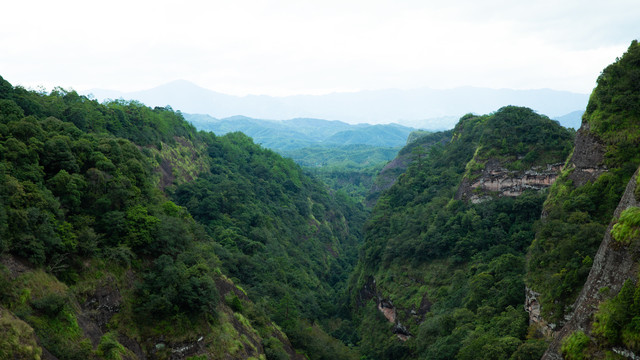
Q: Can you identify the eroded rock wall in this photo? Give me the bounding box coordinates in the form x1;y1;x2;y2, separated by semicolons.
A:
566;124;607;187
456;158;563;202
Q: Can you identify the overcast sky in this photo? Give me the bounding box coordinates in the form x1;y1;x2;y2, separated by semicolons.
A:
2;0;638;96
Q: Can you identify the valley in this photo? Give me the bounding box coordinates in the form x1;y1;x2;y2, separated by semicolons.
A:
0;40;639;360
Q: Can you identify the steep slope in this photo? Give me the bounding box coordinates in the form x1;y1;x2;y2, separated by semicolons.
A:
349;106;573;360
524;40;640;359
542;168;640;359
525;40;640;336
0;76;364;359
170;132;366;358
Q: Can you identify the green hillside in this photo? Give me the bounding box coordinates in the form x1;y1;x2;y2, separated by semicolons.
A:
350;106;573;360
187;114;415;203
0;77;364;359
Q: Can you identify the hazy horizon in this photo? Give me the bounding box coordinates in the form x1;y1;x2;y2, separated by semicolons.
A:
78;79;589;129
84;78;592;98
3;0;638;98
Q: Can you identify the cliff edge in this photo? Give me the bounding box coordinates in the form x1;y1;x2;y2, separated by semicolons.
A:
542;168;640;359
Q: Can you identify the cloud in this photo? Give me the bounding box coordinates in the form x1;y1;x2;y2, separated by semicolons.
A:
1;0;638;95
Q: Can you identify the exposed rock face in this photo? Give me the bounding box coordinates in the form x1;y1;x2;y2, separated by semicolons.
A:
77;276;145;359
542;168;640;359
378;299;397;323
566;124;607;187
524;286;554;337
356;276;414;341
356;276;379;308
456;159;563;202
81;276;123;332
0;254;30;279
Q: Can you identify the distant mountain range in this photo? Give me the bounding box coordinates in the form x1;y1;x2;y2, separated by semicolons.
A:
83;80;589;129
552;110;584;129
184;114;415;150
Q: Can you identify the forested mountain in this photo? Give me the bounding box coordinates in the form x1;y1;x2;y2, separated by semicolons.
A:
183;113;415;150
526;39;640;359
0;76;365;359
349;106;574;359
185;114;415;204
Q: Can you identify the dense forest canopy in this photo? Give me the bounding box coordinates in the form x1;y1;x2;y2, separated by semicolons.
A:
0;76;365;359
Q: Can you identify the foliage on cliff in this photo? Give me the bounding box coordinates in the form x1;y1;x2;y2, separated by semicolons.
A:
527;40;640;324
351;107;573;359
559;277;640;359
0;76;363;359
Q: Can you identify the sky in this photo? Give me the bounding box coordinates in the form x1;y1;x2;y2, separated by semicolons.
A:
2;0;639;96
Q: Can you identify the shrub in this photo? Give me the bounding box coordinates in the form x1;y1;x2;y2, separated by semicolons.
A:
561;331;591;360
611;207;640;245
30;293;67;317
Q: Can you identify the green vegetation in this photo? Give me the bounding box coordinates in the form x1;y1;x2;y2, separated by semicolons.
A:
281;144;399;169
1;39;638;359
0;75;365;358
282;144;398;202
406;130;432;144
0;306;43;360
185;114;415;150
171;131;364;359
611;207;640;245
97;332;134;360
350;106;572;359
527;40;640;324
592;279;640;352
561;331;591;360
188;114;413;203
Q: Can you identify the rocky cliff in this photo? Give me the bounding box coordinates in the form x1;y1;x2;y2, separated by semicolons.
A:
565;123;607;187
542;167;640;359
456;158;563;203
524;40;640;359
524;120;608;333
350;107;574;359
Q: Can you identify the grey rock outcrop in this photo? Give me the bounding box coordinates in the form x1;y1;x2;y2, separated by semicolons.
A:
566;124;607;187
456;159;563;202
